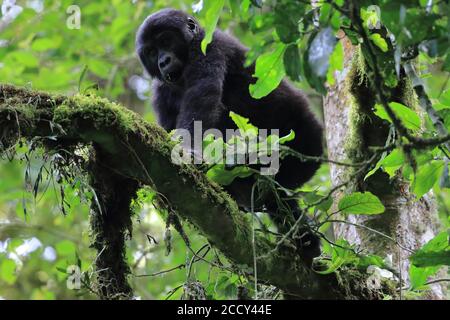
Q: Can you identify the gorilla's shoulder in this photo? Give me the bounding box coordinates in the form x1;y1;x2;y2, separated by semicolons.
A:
210;29;248;56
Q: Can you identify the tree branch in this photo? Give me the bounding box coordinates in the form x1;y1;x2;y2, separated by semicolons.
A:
0;84;392;299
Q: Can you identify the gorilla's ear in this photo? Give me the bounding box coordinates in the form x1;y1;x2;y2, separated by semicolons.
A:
187;17;198;34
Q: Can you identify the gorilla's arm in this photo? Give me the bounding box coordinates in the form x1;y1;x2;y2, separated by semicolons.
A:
152;82;180;131
176;48;228;133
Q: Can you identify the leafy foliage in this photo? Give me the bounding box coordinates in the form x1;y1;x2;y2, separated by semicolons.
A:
338;192;385;215
409;232;450;289
198;0;225;54
249;43;286;98
205;112;294;185
410;232;450;268
374;102;421;131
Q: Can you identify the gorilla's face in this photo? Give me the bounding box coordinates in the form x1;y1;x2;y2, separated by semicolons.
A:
138;29;189;85
136;10;200;85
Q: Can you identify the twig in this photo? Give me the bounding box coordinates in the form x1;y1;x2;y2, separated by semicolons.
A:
134;264;185;278
325;219;414;253
424;278;450;286
280;147;365;167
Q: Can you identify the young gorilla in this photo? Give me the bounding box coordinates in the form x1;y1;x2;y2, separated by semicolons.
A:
136;9;323;264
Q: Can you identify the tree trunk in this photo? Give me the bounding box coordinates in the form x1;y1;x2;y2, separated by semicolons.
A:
323;37;445;299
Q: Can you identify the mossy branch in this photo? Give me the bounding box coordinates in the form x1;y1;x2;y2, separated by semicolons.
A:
0;84;391;299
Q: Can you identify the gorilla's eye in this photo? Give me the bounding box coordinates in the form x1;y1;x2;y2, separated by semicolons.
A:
187;18;197;32
148;48;157;58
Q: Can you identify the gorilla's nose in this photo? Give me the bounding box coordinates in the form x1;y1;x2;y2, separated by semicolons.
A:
159;55;171;69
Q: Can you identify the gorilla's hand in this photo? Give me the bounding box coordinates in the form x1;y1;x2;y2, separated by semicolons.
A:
176;53;228;133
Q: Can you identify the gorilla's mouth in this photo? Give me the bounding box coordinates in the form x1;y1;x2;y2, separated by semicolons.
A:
165;69;183;83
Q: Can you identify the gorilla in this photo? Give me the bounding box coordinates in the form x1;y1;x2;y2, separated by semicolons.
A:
136;9;323;264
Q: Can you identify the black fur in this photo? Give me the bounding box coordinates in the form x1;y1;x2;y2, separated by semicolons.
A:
136;9;323;263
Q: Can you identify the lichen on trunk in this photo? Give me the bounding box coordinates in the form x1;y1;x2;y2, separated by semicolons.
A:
324;40;444;299
88;148;139;299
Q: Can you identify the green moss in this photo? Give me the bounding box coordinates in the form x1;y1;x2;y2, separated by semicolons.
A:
54;94;147;136
49;93;176;159
343;47;419;171
345;98;369;162
343;49;374;167
333;266;398;300
400;77;425;132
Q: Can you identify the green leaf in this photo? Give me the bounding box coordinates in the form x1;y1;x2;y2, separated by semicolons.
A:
240;0;251;18
88;59;113;79
357;254;386;269
206;164;253;186
439;89;450;106
278;130;295;144
374;102;421;131
373;105;394;122
228;0;240;17
78;64;89;92
202;135;225;164
365;149;405;180
229;111;258;135
283;44;301;82
369;34;388;52
31;36;63;52
381;6;441;48
444;54;450;72
55;240;76;256
262;130;295;151
438;109;450;131
409;232;449;289
200;0;225;54
274;1;303;43
413;160;445;199
319;3;332;27
330;10;341;31
326;41;344;85
409;264;440;289
7;51;39;68
301;191;333;212
410;232;450;268
0;259;17;285
316;239;357;274
249;43;286;99
411;251;450;268
338;192;385;215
